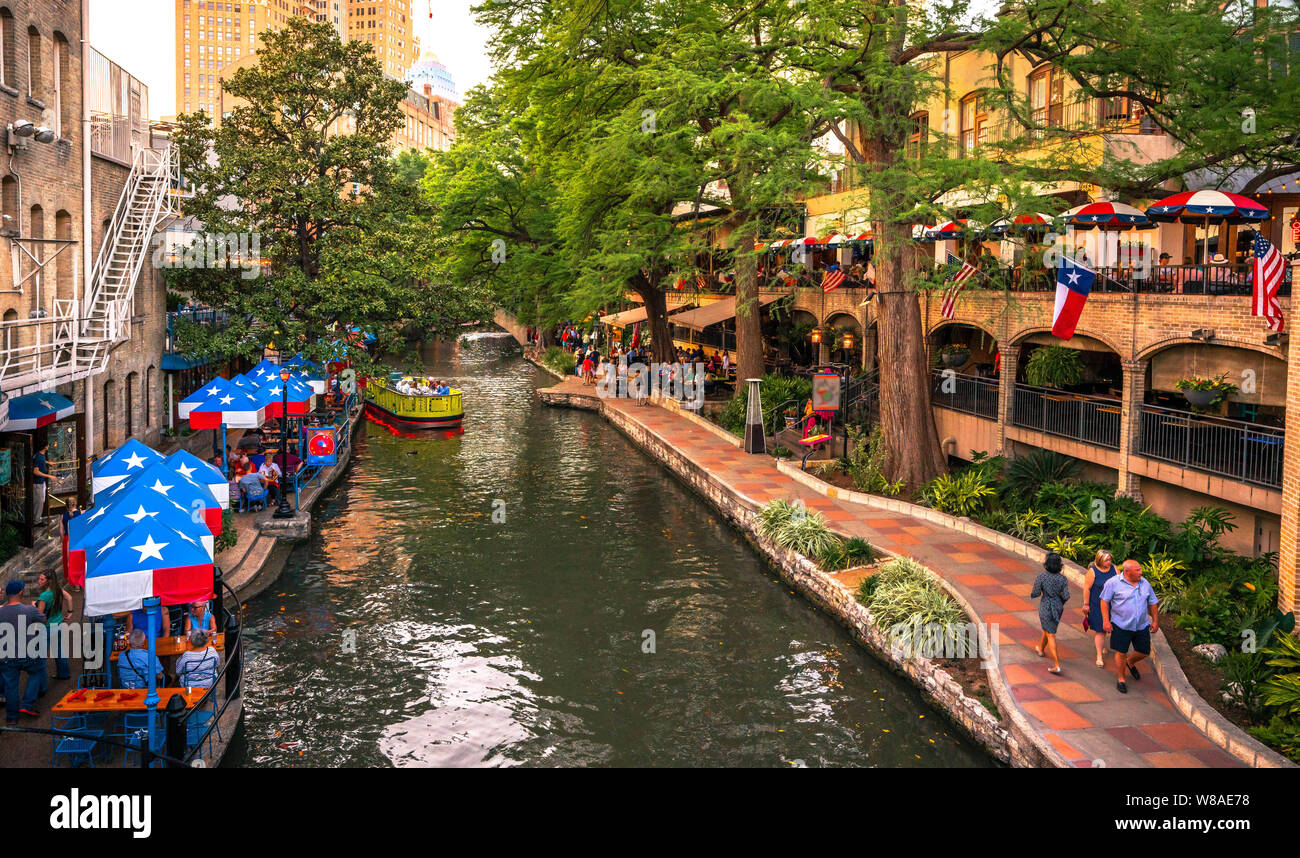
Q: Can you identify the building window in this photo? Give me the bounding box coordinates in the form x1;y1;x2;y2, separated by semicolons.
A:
0;9;11;88
907;112;928;160
53;33;68;138
959;92;986;156
1028;65;1064;130
26;25;40;99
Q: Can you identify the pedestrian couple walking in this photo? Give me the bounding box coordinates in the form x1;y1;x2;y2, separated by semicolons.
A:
1031;550;1159;694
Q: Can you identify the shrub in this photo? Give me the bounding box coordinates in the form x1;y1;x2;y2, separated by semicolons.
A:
1261;632;1300;718
541;346;572;377
715;374;812;437
817;536;876;571
920;468;996;517
1142;554;1188;612
1220;651;1272;719
1005;449;1080;495
215;508;238;553
856;557;972;657
756;499;841;559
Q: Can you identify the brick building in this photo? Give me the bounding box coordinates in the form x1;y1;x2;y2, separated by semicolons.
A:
0;0;172;549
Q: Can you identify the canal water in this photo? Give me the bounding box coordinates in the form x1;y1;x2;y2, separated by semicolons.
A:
225;336;992;768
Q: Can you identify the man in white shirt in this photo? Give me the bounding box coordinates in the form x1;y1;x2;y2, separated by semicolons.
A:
258;458;283;502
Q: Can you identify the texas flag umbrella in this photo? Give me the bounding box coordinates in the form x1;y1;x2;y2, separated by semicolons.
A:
252;374;316;418
163;449;229;509
1052;257;1097;340
66;483;217;585
82;517;215;616
286;353;329;394
0;391;75;431
179;376;233;420
90;438;164;495
249;360;285;384
113;460;225;534
187;386;266;429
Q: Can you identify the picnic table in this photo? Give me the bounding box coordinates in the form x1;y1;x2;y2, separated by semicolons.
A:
110;634;225;662
52;687;207;715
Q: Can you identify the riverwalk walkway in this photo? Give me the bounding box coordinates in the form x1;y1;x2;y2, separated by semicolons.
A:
539;375;1260;768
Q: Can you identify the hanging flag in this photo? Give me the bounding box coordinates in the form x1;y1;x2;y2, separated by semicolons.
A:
1052;257;1096;339
940;253;979;319
630;322;641;350
777;268;797;287
1252;231;1286;333
697;273;709;291
822;266;847;293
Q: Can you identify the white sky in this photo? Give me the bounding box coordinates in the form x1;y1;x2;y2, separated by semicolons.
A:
88;0;494;118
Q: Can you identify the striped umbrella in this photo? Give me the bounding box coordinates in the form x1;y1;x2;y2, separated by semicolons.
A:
913;224;936;242
82;515;214;617
1145;190;1268;266
925;219;984;240
988;213;1058;235
1062;201;1152;229
254;374;316;418
820;233;851;246
179;377;233;420
0;391;75;431
187;386;266;429
91;439;165;495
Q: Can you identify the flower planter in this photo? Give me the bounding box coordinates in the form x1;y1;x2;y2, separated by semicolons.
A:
1183;389;1218;408
941;352;969;367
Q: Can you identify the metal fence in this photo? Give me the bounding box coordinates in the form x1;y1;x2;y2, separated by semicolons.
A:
947;262;1294;297
1011;383;1121;448
1137;403;1284;489
931;370;999;419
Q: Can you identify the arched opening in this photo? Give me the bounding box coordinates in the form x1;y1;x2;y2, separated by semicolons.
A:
29;204;43;317
930;322;1000;418
825;312;863;367
55;210;71;305
26;25;40;100
146;366;156;428
1010;333;1123;448
52;32;69;139
770;308;819;368
0;8;14;90
101;379;116;450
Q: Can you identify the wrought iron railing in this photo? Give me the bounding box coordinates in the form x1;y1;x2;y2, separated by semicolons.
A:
949;261;1294;297
931;369;999;419
1011;383;1121;449
1137;403;1284;489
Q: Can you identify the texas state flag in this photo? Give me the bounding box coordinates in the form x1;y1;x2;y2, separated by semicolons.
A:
1052;258;1096;340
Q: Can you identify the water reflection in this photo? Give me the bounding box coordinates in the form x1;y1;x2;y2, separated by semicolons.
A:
227;336;992;768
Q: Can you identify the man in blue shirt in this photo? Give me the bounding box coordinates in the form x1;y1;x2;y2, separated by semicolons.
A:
0;580;45;724
117;630;165;689
1100;559;1160;695
32;441;52;525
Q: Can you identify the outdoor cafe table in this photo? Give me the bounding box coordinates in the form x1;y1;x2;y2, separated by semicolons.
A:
110;633;225;662
52;687;208;715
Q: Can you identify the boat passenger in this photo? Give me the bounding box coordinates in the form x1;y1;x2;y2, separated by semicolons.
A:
436;382;450;395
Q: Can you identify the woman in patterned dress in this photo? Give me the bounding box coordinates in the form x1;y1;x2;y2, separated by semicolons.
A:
1030;552;1070;674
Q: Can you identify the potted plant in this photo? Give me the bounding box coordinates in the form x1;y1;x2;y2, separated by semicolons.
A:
1175;373;1239;409
938;343;971;367
1023;345;1084;389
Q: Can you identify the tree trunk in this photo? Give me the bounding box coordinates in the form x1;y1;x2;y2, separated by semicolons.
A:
732;204;765;385
872;217;947;491
635;272;676;365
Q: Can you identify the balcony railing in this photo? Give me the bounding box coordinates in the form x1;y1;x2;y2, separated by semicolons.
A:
1137;403;1284;489
981;97;1160;148
1011;383;1121;449
931;370;999;419
955;262;1294;297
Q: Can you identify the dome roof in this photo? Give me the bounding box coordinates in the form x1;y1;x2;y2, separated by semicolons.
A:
406;47;460;102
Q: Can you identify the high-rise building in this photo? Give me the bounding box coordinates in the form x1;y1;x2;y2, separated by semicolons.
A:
405;46;458;104
346;0;418;81
176;1;422;120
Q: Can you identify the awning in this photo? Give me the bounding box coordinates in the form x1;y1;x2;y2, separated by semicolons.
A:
1;391;76;431
670;293;787;331
599;303;693;328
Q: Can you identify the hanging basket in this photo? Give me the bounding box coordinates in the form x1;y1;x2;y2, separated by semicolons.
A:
1182;389;1218;408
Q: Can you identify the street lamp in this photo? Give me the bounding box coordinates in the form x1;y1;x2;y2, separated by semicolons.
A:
272;367;294;519
809;327;822;344
842;331;855;351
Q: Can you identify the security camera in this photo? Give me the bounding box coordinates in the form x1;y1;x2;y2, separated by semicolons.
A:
11;120;34;138
33;127;55;144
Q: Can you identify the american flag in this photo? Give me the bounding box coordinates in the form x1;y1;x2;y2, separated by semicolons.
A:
940;253;979;319
697;273;710;291
777;268;798;287
1252;232;1286;333
822;266;847;293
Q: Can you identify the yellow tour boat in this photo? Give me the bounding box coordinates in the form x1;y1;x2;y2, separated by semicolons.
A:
364;375;465;433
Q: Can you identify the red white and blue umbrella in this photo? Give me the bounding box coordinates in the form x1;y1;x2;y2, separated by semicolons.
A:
1145;190;1268;224
988;212;1058;234
0;391;75;431
1061;201;1152;229
187;386;266;429
163;449;229;509
102;460;225;534
67;480;217;585
179;377;234;420
82;516;215;616
925;219;973;239
253;375;316;418
91;438;165;495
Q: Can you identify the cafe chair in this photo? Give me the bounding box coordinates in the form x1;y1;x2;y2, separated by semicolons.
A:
241;486;268;513
51;714;106;768
115;712;151;767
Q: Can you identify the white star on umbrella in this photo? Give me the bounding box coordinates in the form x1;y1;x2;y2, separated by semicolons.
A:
148;479;174;495
123;452;147;470
219;395;235;405
124;505;158;523
206;386;221;397
269;386;282;396
95;535;119;556
131;535;168;563
87;504;109;522
39;398;53;409
176;463;197;479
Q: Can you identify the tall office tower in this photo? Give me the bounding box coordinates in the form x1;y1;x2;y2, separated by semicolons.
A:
347;0;418;81
174;0;274;118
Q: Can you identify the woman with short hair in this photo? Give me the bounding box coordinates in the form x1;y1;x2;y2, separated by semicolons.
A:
1031;552;1070;675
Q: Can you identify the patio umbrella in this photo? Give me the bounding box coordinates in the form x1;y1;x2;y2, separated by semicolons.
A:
1145;190;1269;266
111;460;225;534
285;354;328;395
0;391;75;431
67;480;217;585
163;449;229;509
178;377;233;420
987;213;1059;235
252;374;316;418
912;224;937;242
1062;201;1155;271
187;387;266;430
90;439;165;495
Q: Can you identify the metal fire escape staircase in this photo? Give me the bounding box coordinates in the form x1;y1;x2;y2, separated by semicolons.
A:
0;145;177;403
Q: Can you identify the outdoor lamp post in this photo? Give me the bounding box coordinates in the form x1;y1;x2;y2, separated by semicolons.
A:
809;327;822;344
841;331;855;351
273;367;294;519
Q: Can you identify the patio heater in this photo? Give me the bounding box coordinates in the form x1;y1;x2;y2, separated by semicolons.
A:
273;367;294;519
744;378;766;454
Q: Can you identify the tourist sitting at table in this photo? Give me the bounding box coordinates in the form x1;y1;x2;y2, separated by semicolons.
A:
258;457;283;502
125;604;170;639
249;447;267;470
184;600;218;637
117;630;165;689
175;631;221;688
238;469;268;506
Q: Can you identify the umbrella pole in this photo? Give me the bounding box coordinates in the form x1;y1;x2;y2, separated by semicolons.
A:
222;424;228;479
143;595;161;760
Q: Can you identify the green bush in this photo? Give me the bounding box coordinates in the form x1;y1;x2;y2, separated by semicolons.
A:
215;508;238;553
1220;651;1272;719
1023;345;1084;389
715;374;812;437
817;536;875;571
844;425;904;496
919;468;996;517
1261;632;1300;718
541;346;573;377
855;557;973;657
1005;449;1080;495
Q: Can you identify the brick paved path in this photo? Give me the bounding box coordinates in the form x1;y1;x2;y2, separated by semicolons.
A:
546;377;1240;768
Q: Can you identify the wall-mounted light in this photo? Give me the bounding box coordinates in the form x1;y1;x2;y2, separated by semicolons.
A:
842;331;855;350
10;120;34;138
33;127;55;144
810;328;822;344
1190;328;1214;341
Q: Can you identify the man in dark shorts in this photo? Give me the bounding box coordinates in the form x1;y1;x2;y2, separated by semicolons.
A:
1100;559;1160;694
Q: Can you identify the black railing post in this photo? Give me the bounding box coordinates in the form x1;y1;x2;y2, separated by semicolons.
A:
224;613;242;700
164;693;187;767
212;567;224;625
